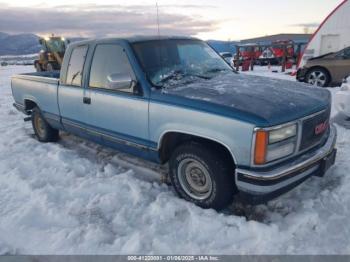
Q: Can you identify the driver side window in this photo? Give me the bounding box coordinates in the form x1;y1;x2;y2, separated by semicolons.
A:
89;44;136;93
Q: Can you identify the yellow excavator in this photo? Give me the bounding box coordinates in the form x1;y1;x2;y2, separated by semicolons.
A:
34;35;70;72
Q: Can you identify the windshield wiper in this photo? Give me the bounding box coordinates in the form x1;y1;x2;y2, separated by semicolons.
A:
206;68;230;74
158;70;183;84
71;71;80;84
188;73;210;80
156;71;210;87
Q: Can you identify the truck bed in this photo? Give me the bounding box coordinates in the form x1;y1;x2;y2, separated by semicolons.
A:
13;70;60;83
11;70;61;118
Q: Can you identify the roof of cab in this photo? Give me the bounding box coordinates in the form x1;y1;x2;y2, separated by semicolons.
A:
68;35;200;48
126;35;199;43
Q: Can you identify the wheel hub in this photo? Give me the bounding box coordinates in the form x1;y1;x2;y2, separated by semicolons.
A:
34;114;46;137
188;167;206;187
178;158;213;200
308;71;326;87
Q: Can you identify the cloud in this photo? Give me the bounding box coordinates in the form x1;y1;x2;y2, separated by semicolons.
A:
0;4;221;38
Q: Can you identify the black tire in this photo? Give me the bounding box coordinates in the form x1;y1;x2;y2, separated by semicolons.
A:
305;68;330;87
35;62;42;72
46;63;54;72
169;142;236;210
31;107;59;142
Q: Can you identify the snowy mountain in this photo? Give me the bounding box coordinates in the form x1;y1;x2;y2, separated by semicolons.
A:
0;32;86;56
0;32;9;39
0;32;41;56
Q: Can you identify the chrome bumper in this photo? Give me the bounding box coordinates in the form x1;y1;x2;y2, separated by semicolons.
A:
236;125;337;199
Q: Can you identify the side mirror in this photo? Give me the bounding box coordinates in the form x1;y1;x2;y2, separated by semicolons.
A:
66;39;71;44
39;39;43;45
107;73;135;90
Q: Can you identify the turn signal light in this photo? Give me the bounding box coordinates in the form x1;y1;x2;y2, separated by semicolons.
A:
254;130;268;165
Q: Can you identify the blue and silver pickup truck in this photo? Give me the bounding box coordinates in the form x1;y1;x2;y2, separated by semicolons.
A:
11;36;337;210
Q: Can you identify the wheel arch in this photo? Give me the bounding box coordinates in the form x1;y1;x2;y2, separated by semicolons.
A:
23;98;38;112
158;131;237;170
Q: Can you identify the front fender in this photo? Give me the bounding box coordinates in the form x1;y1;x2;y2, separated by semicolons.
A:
149;101;255;167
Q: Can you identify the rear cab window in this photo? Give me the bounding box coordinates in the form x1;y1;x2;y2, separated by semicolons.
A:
66;45;88;86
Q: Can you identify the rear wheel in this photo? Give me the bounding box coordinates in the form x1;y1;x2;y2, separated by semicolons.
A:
169;142;236;210
32;107;59;142
306;68;330;87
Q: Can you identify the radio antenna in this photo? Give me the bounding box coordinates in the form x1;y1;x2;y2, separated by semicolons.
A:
156;2;161;38
155;2;164;82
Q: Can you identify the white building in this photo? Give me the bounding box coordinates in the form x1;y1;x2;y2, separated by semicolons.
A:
299;0;350;67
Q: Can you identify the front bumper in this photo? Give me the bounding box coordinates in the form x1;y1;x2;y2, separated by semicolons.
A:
236;125;337;204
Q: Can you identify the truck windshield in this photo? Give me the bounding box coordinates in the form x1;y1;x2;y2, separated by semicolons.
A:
46;39;65;53
132;39;232;88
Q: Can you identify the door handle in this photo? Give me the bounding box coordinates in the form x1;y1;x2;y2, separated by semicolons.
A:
83;97;91;104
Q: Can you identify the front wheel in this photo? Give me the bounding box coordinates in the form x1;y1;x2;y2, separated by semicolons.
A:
169;142;236;210
35;62;42;72
32;107;59;142
306;68;330;87
46;63;54;71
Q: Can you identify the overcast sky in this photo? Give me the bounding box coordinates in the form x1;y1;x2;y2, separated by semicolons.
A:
0;0;343;40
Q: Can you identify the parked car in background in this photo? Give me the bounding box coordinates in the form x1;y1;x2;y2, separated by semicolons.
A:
335;76;350;117
11;36;337;210
297;46;350;87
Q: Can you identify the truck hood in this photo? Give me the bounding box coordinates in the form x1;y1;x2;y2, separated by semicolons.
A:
153;72;331;127
309;52;335;61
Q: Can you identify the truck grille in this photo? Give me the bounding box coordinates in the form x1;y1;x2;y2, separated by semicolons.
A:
299;109;330;151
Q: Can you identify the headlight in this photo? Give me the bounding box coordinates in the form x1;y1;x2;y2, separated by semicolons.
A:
254;124;298;165
266;140;296;162
269;124;297;144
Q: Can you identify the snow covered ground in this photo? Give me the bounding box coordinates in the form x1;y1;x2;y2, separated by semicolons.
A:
0;65;350;255
0;54;37;65
242;65;297;81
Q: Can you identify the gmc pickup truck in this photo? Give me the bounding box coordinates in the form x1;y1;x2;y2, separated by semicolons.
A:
11;36;337;210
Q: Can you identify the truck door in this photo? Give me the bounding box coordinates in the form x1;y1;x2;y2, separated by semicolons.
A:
58;44;93;138
84;43;150;155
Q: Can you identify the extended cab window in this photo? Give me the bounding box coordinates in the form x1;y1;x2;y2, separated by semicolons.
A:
89;44;135;93
66;45;88;86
